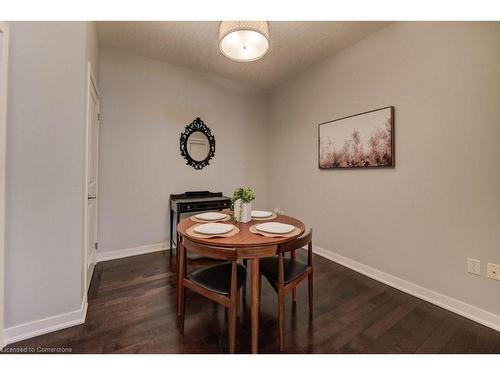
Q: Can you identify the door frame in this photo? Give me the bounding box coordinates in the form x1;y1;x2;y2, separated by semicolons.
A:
0;21;9;350
82;62;100;300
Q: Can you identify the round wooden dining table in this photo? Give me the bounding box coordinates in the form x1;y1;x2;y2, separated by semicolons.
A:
177;214;305;353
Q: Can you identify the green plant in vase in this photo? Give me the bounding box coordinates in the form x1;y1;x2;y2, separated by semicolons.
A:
232;187;255;223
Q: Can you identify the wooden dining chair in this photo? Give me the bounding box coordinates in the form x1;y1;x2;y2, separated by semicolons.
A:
259;229;313;351
177;237;247;353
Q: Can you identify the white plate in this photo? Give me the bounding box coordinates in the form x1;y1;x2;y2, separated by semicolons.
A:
256;222;295;234
251;210;273;218
194;223;234;235
194;212;227;221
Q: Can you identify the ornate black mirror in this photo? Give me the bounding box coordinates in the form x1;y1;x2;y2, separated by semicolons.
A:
180;117;215;170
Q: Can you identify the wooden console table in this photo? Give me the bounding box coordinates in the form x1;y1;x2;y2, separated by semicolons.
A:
169;191;232;254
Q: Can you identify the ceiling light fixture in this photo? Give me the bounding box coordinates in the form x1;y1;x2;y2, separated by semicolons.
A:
219;21;270;62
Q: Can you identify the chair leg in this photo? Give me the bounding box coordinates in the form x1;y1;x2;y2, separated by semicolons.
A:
236;291;240;321
308;272;313;319
179;284;186;334
177;242;185;318
290;250;296;306
176;248;180;307
228;294;238;354
175;235;180;269
259;274;262;298
242;261;247;302
278;288;285;352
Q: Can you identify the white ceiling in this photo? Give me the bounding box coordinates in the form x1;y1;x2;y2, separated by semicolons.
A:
97;21;391;89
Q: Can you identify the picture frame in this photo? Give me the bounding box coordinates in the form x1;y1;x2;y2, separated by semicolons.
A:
318;106;395;169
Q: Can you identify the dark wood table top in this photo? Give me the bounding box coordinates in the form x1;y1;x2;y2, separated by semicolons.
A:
177;214;305;249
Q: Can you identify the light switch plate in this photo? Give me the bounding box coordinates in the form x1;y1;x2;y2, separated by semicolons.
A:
486;263;500;281
467;258;481;275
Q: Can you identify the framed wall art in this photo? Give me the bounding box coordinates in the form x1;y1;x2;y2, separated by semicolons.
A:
318;106;394;169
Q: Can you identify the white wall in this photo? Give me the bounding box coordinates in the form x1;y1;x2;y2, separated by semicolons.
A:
5;22;90;331
97;48;269;254
268;22;500;316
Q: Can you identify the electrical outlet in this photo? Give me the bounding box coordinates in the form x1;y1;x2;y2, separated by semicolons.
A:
467;258;481;275
486;263;500;281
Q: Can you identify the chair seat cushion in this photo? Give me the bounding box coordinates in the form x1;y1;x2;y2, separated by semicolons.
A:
260;256;308;284
189;262;247;295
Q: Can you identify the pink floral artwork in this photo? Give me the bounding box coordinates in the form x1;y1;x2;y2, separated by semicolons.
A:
319;107;394;169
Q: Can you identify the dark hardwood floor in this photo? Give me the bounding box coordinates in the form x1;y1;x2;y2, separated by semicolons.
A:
6;251;500;353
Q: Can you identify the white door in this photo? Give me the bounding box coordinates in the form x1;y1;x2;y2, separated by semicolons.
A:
0;22;9;349
86;69;99;291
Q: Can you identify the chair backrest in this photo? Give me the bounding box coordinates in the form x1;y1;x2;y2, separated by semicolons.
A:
278;228;313;254
183;237;237;261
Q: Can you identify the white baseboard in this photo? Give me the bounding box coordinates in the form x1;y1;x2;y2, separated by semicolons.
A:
97;241;168;262
312;245;500;332
4;295;88;346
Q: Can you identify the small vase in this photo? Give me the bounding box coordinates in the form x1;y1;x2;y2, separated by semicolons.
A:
234;199;252;223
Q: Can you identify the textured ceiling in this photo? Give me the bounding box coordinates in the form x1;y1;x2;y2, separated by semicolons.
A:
97;21;391;89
